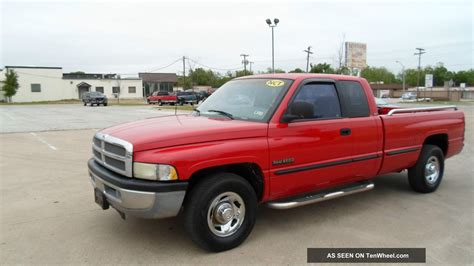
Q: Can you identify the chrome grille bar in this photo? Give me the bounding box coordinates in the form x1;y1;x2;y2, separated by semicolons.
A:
92;133;133;177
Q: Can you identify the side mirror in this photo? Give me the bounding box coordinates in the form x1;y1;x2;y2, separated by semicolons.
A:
280;101;314;123
280;112;300;123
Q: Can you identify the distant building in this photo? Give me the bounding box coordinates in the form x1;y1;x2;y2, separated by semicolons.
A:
1;66;143;102
139;73;177;96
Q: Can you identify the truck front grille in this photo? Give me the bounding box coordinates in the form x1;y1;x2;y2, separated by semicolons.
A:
92;133;133;177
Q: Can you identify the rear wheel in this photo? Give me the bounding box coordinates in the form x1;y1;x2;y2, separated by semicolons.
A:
183;173;257;252
408;145;444;193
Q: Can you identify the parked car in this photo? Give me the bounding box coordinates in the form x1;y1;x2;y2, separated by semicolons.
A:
195;91;210;102
83;91;107;106
89;74;464;252
375;97;399;115
176;91;198;105
147;91;178;106
401;92;417;100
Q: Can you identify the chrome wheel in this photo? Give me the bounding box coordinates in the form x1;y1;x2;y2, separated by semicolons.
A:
207;192;245;237
425;156;440;185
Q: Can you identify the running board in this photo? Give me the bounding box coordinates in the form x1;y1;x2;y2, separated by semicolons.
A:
266;181;374;210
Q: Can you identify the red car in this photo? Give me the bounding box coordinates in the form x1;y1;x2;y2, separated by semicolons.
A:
89;74;464;252
146;91;177;105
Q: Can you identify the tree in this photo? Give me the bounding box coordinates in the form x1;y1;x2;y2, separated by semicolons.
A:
309;63;335;74
426;63;454;86
189;68;216;86
2;69;19;102
454;69;474;86
361;66;397;84
289;68;304;73
176;75;192;89
235;70;253;77
263;67;285;73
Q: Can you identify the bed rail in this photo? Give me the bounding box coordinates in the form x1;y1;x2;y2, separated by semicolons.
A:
387;105;458;116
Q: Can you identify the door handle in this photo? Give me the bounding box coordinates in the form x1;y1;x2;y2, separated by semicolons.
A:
340;128;351;136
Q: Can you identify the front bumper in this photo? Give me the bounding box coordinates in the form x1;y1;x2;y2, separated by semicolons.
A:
88;158;187;219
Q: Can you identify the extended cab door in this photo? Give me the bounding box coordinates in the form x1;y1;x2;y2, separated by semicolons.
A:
335;80;383;180
268;80;354;199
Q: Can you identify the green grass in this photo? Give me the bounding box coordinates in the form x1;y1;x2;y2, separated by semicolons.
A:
153;105;195;111
0;99;82;105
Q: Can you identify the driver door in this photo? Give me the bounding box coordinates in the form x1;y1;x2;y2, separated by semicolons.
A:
268;81;354;199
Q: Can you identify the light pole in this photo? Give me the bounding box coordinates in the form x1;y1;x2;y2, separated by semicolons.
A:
396;60;406;98
414;48;426;100
266;18;279;73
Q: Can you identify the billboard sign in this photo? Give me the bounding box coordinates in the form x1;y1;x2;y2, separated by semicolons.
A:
425;74;433;88
345;42;367;69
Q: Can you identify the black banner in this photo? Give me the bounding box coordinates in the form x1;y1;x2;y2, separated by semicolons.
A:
307;248;426;263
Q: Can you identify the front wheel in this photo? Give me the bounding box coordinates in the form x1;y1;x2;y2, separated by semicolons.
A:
408;145;445;193
183;173;257;252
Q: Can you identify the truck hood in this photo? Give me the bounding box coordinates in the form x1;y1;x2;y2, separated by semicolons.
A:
100;115;268;152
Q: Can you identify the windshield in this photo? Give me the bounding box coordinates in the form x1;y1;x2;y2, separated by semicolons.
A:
197;78;292;122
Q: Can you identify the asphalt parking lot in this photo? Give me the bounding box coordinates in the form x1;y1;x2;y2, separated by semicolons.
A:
0;103;473;264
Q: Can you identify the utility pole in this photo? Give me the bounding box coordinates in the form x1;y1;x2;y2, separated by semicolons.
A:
182;56;186;90
303;46;313;73
396;60;406;99
240;54;249;74
249;61;254;73
414;48;426;100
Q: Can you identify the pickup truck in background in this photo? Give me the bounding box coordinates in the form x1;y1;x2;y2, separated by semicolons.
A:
146;91;178;105
88;74;464;252
176;91;198;105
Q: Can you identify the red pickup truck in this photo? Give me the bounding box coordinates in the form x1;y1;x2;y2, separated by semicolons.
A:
146;91;178;105
89;74;464;252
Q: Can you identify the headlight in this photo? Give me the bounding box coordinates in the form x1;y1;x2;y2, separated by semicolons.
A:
133;163;178;181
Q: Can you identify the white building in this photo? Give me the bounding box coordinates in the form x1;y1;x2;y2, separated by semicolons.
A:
1;66;143;102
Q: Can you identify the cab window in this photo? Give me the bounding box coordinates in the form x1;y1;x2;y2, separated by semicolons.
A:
289;83;342;120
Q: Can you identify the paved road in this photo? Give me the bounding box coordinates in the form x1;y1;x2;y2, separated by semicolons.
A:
0;104;187;133
0;104;473;264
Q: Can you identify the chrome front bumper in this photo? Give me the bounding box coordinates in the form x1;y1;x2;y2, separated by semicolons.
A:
88;159;187;219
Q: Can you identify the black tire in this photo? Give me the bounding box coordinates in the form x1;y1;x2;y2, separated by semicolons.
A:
183;173;257;252
158;100;163;106
147;100;151;104
408;145;444;193
83;102;87;106
104;102;108;106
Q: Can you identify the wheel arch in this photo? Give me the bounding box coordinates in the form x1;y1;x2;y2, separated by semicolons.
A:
423;133;448;156
186;163;265;201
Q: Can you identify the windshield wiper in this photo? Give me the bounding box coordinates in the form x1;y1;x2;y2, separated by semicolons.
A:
207;109;234;119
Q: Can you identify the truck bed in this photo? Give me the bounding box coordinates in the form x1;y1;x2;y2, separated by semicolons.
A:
378;109;465;175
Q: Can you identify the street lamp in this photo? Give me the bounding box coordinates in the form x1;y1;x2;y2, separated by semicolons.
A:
396;60;406;98
266;18;279;73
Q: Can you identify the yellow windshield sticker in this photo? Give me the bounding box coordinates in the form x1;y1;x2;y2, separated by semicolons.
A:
266;80;285;87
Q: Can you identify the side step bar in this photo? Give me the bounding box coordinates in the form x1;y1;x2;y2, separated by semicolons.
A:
266;180;374;210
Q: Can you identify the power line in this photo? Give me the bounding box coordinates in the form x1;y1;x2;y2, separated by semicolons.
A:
187;58;242;71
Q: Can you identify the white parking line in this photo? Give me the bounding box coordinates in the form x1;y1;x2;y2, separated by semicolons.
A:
29;132;58;151
3;112;14;120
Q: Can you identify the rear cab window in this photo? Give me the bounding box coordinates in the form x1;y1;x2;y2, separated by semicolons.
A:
336;80;370;118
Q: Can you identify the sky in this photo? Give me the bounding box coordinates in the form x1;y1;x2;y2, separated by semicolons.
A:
1;0;472;77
